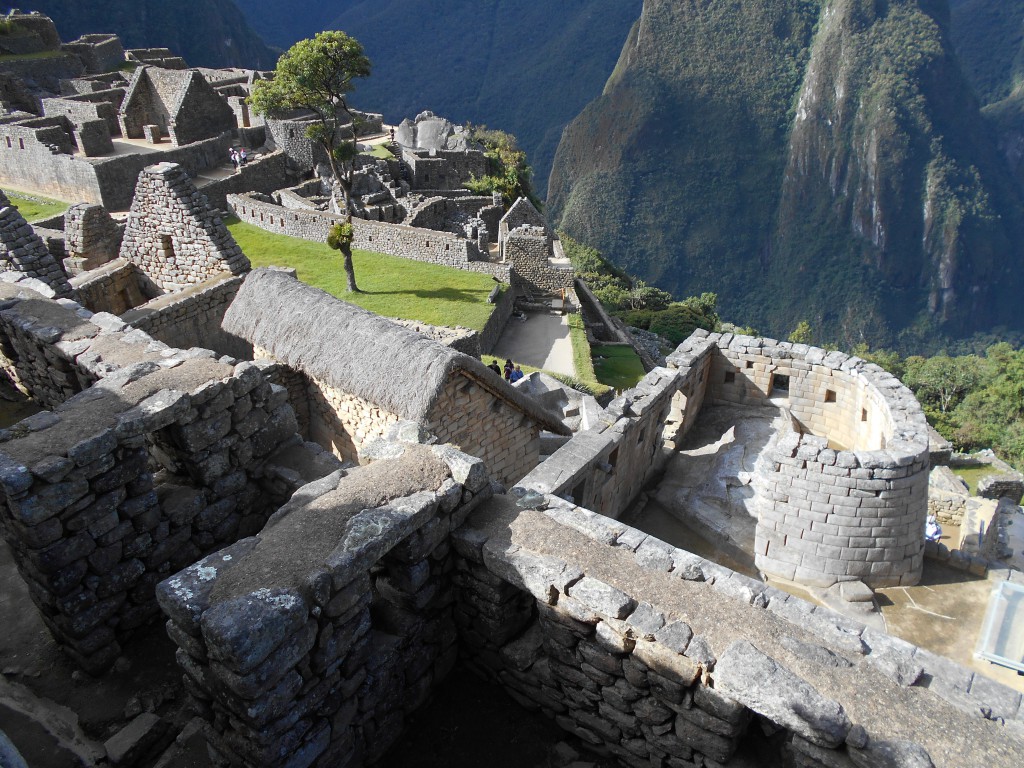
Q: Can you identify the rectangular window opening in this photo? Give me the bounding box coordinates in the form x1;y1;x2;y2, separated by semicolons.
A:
861;408;868;422
824;389;836;403
724;371;736;383
770;374;790;397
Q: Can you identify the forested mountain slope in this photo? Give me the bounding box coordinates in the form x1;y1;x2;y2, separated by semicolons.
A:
18;0;279;69
948;0;1024;105
549;0;1024;349
234;0;643;195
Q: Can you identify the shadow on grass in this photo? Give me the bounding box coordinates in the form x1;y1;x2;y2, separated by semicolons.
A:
364;287;486;304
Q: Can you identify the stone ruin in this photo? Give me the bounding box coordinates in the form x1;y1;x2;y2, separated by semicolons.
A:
63;202;123;275
0;13;1021;767
0;267;1020;767
119;162;250;291
0;188;73;297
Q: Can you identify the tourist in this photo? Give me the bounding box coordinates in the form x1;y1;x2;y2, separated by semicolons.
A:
487;360;502;376
503;359;514;381
239;147;248;166
229;148;239;172
510;364;524;383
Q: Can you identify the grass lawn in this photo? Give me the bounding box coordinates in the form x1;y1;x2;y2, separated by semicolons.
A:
0;49;66;61
363;144;395;160
592;345;647;390
2;190;69;222
951;466;995;495
227;217;498;331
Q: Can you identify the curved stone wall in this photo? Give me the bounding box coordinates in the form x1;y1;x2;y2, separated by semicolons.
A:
683;331;931;587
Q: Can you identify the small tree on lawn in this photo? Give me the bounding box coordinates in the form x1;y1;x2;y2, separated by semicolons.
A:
249;31;371;292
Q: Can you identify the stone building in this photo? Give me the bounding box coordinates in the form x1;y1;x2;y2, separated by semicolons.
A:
222;269;569;485
118;66;236;146
394;111;487;190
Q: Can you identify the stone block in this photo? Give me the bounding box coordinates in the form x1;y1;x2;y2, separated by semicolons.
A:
714;640;851;748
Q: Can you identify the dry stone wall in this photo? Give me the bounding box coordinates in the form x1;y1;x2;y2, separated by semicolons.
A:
122;274;250;359
451;492;1024;768
157;438;494;768
120;163;249;290
507;226;573;296
0;189;73;297
70;259;159;317
0;284;338;672
518;356;712;515
63;202;123;274
669;332;931;589
227;194;511;281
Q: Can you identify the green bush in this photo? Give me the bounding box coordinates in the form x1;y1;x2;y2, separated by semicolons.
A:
649;304;718;345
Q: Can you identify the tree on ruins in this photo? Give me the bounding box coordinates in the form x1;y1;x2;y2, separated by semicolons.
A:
249;31;371;292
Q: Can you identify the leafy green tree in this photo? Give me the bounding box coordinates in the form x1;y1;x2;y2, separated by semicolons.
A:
788;320;813;344
903;354;986;416
249;31;371;292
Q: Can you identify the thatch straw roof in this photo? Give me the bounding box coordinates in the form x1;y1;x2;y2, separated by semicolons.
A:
223;269;570;435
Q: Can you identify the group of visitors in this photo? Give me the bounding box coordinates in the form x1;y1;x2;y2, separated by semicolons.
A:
487;358;524;383
229;147;249;172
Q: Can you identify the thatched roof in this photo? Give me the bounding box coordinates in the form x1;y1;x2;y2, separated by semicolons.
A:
222;269;570;435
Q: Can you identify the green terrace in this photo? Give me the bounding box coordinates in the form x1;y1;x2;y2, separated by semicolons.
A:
1;189;69;222
226;217;499;332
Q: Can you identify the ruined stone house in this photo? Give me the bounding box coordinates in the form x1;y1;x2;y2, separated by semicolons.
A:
222;268;570;486
119;66;236;146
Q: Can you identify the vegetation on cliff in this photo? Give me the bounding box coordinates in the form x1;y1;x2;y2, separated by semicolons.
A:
549;0;1024;352
948;0;1024;106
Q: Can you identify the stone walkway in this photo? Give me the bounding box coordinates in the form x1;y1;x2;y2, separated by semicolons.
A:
491;308;574;377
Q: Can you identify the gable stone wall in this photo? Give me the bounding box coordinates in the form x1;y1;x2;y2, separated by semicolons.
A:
120;163;250;290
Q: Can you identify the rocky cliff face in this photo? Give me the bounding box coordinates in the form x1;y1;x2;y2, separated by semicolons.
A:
550;0;1024;348
18;0;279;69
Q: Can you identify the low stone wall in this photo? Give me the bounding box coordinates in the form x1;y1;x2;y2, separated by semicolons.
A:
156;439;493;767
672;332;932;588
517;353;712;515
197;151;288;212
0;285;334;672
227;193;511;281
479;284;516;355
70;259;158;316
122;273;250;359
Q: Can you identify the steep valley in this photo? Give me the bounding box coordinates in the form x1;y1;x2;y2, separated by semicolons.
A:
549;0;1024;350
